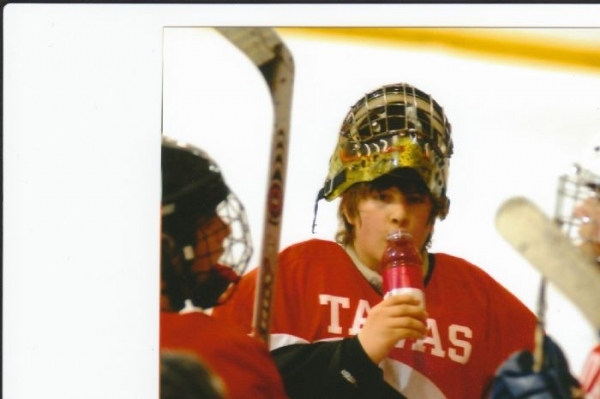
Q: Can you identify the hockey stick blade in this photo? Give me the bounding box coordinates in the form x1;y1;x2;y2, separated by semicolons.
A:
495;196;600;330
215;27;294;345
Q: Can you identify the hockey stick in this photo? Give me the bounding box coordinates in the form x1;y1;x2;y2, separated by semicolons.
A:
215;27;294;346
495;196;600;331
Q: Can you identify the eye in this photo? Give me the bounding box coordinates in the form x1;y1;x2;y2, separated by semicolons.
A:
406;193;427;204
373;190;393;202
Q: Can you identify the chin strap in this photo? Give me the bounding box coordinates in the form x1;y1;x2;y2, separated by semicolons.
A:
312;188;325;234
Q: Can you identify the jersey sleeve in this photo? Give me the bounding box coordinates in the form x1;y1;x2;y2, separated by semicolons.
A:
272;336;406;399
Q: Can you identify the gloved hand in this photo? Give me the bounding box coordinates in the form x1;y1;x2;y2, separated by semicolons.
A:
488;334;583;399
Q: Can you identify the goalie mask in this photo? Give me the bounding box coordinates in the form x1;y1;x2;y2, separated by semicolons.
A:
161;136;252;310
318;83;453;220
555;146;600;263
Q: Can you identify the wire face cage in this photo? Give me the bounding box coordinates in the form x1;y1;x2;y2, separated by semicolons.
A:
214;192;253;276
555;162;600;263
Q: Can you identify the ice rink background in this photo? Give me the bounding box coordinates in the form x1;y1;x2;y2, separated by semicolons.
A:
4;4;600;398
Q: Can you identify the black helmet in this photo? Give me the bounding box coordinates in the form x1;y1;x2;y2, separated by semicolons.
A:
161;136;252;309
162;137;229;222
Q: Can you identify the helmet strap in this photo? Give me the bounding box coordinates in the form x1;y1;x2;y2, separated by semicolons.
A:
312;188;325;234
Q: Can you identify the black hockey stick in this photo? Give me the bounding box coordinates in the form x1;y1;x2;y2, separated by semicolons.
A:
495;196;600;331
215;27;294;346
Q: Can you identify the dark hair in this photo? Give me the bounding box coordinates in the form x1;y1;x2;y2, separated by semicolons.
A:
160;350;226;399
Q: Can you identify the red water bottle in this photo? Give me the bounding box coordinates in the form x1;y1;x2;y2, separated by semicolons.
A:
381;230;426;308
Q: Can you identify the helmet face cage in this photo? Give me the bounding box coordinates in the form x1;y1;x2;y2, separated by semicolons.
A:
183;191;253;309
555;163;600;259
161;137;253;308
212;192;253;276
322;83;453;219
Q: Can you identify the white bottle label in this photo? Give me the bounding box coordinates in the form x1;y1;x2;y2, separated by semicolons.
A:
384;287;425;308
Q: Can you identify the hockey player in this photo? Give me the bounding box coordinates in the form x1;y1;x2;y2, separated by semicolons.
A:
213;83;538;398
160;136;289;399
489;150;600;399
557;156;600;398
576;195;600;397
556;156;600;264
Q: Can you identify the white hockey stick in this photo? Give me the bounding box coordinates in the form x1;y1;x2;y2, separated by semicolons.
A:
495;196;600;331
215;27;294;345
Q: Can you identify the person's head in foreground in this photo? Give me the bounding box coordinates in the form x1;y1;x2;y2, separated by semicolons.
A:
161;136;253;310
160;350;226;399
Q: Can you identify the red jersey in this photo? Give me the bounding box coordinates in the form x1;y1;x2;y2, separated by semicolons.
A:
213;239;537;399
160;311;288;399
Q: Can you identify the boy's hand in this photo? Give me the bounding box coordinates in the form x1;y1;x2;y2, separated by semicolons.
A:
357;294;428;364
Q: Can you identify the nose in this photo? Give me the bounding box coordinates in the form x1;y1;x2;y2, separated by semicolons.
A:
389;200;410;228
